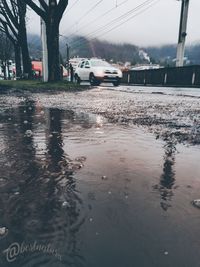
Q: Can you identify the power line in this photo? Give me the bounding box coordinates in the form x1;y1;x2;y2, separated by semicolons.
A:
66;0;104;32
65;0;130;39
86;0;154;38
63;0;81;17
96;0;161;40
70;0;160;51
69;0;154;46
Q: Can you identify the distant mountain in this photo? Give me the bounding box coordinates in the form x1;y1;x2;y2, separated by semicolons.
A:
27;34;149;64
60;36;148;64
144;45;177;66
145;43;200;66
28;34;42;60
27;34;200;66
185;43;200;65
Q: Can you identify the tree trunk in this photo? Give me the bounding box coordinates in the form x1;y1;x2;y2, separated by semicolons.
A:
14;44;22;79
18;0;32;79
19;24;32;79
46;20;61;82
20;37;32;78
3;62;6;80
7;61;11;80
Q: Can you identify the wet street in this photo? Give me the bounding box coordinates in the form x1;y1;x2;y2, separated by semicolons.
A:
0;85;200;267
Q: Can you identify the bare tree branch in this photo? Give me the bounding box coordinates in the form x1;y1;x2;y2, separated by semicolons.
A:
57;0;68;21
1;0;19;29
23;0;47;21
39;0;49;12
0;0;32;77
0;18;16;44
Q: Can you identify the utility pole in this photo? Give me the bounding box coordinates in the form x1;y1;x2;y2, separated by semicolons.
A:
41;0;48;82
66;43;70;80
176;0;190;67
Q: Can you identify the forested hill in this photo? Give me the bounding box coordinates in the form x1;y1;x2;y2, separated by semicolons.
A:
145;43;200;65
28;34;147;64
28;34;200;65
62;36;144;64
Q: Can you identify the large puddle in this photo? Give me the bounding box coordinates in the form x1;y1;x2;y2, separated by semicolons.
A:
0;86;200;267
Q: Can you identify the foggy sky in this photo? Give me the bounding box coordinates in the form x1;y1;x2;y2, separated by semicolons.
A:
27;0;200;46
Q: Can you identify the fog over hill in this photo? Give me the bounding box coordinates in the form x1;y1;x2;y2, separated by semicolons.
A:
145;43;200;66
27;34;200;66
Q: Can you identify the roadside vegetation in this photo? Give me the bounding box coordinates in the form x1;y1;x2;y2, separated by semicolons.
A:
0;80;89;92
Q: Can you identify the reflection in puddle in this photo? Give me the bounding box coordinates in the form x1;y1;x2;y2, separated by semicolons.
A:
0;99;89;266
0;93;200;267
153;137;177;211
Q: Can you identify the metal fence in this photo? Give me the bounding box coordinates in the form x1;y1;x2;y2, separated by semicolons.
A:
122;65;200;87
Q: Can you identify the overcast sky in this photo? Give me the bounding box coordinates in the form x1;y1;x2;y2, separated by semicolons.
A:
27;0;200;46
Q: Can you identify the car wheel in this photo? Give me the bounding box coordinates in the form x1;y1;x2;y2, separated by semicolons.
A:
113;80;120;87
75;74;81;85
89;73;99;86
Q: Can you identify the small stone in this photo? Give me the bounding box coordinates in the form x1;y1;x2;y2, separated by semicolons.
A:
62;201;70;208
0;227;8;237
192;199;200;208
14;192;20;195
23;120;28;124
25;130;33;137
108;191;112;195
102;175;108;180
89;218;93;222
164;251;169;255
75;156;87;162
78;164;83;169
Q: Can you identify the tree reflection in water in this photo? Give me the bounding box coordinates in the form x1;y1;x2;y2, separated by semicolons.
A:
153;136;176;211
47;109;64;172
0;101;86;267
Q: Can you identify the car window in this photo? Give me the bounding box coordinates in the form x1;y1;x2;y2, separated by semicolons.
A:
80;61;85;68
90;60;111;67
85;61;90;68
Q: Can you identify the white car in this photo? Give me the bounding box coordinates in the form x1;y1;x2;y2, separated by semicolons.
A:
74;58;122;86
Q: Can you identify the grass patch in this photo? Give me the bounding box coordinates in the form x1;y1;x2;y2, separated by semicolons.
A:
0;80;89;92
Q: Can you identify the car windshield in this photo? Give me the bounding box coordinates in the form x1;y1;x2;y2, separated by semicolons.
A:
91;60;111;67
